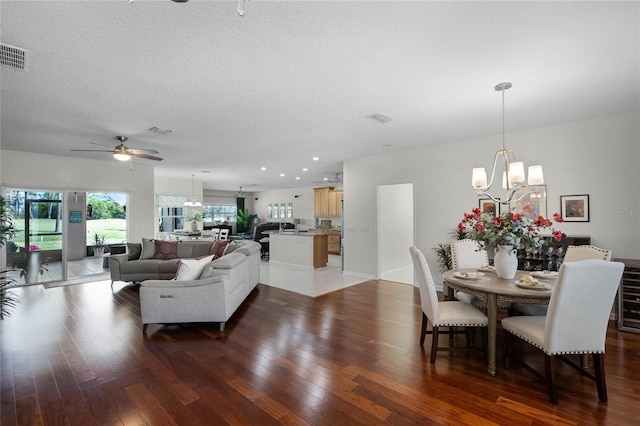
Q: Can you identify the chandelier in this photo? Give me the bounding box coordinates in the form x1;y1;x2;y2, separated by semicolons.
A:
183;174;202;207
472;82;544;206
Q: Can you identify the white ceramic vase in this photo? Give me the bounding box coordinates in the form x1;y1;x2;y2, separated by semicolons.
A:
191;220;198;232
24;252;40;284
494;244;518;279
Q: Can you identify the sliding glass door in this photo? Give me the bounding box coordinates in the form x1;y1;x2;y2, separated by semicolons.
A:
5;189;63;285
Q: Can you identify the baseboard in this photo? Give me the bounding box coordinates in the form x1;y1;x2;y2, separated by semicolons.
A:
342;271;376;280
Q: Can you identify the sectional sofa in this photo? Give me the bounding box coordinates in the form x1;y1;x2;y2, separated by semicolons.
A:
108;238;262;333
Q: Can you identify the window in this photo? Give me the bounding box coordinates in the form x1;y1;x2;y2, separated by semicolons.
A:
203;204;237;224
266;202;294;221
87;192;127;246
159;207;184;232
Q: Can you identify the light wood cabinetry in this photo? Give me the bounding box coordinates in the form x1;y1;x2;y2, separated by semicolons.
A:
314;187;329;217
327;190;343;217
327;230;341;255
314;187;343;218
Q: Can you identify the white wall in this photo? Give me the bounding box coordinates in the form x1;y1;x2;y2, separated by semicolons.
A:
203;189;250;209
343;111;640;283
1;150;155;243
253;186;315;228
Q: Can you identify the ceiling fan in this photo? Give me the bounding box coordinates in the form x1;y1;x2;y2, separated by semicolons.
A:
70;136;163;162
326;172;342;184
234;186;246;198
315;172;343;186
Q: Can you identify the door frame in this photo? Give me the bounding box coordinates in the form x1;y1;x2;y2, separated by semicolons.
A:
375;181;416;283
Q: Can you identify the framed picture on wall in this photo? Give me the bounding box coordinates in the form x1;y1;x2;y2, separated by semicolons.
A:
560;194;590;222
513;185;547;219
478;198;500;216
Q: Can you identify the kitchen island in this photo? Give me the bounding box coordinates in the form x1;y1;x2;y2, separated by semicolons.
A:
269;231;329;268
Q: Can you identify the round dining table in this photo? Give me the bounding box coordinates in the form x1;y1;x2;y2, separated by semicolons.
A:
443;268;555;376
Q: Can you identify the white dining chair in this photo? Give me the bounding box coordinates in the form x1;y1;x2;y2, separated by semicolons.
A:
501;259;624;404
513;245;612;316
450;239;511;310
410;245;488;363
218;229;229;240
210;229;220;241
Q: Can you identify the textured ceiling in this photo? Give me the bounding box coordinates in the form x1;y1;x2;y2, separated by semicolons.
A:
1;1;638;191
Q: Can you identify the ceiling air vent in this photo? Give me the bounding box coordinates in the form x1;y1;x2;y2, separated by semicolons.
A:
147;127;174;135
368;113;393;124
0;43;27;71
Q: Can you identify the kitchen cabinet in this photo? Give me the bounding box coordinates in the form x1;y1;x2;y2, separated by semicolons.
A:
270;233;328;268
328;190;343;217
314;187;329;217
327;230;341;255
314;187;343;218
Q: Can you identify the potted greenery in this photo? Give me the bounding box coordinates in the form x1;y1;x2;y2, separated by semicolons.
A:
93;233;107;257
0;195;18;319
185;210;203;232
236;208;258;235
432;228;468;273
7;245;51;284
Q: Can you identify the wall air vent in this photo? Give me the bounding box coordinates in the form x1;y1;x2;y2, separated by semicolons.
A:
0;43;27;71
368;113;393;124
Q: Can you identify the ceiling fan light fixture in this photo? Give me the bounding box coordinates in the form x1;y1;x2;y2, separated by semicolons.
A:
113;152;130;161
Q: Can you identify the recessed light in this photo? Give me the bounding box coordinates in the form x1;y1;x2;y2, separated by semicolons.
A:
261;167;267;171
295;177;300;180
302;168;308;172
323;177;329;181
312;157;319;161
280;173;285;177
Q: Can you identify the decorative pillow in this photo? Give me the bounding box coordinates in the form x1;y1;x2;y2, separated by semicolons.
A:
127;242;142;260
209;239;231;258
174;255;215;281
140;238;156;259
223;240;239;256
152;240;178;260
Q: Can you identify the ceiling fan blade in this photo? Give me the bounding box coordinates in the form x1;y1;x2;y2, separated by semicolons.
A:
89;141;116;149
70;149;113;152
131;153;163;161
127;148;160;155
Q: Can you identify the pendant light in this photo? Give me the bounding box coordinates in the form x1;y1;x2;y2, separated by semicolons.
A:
183;174;202;207
471;82;544;206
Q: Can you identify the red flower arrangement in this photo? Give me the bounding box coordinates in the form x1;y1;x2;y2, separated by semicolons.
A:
458;208;566;251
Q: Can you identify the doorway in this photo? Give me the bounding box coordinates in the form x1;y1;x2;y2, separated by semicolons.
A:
4;189;64;285
3;189;127;285
377;183;414;285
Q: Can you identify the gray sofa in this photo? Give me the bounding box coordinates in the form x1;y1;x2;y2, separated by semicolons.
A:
139;240;262;334
109;239;220;285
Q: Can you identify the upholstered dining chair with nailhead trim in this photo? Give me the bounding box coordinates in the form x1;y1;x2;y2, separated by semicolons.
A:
502;259;624;404
410;245;488;363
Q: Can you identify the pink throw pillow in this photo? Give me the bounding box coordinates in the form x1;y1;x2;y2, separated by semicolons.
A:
152;240;178;260
209;240;231;258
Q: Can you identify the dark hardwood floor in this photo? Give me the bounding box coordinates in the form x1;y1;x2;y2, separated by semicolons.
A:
1;279;639;425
